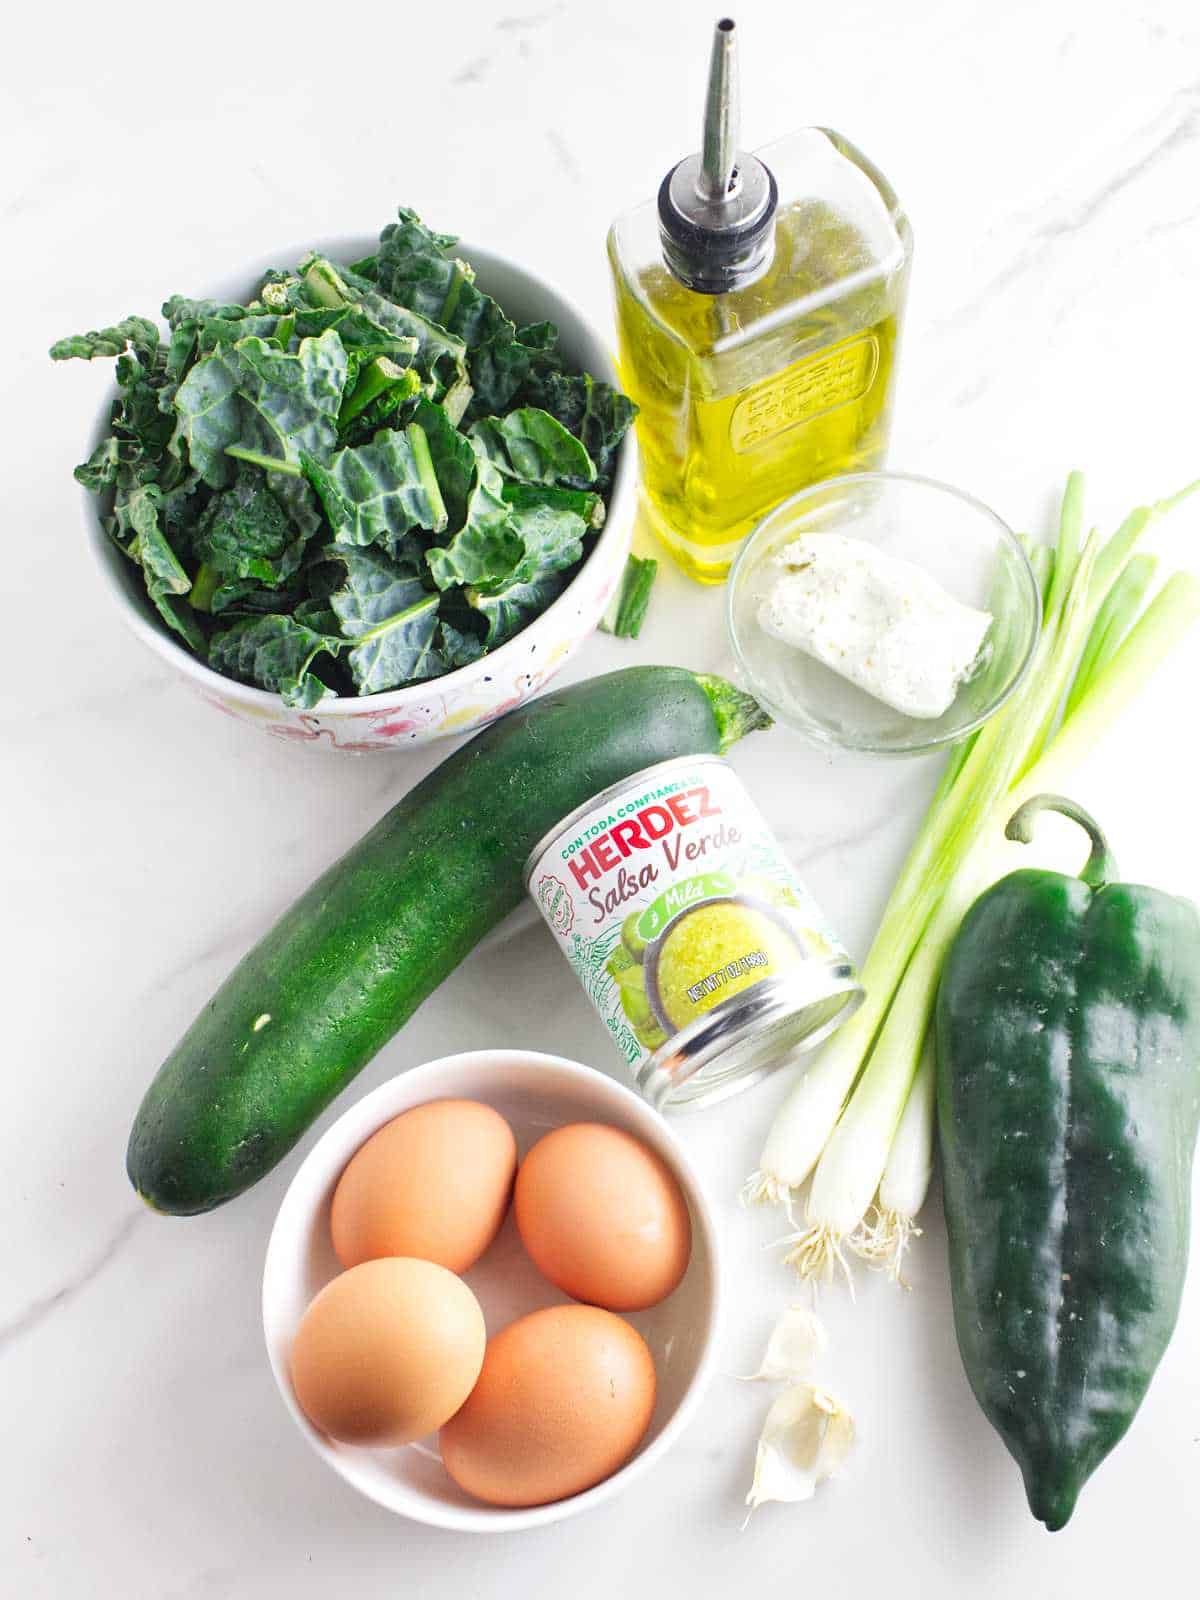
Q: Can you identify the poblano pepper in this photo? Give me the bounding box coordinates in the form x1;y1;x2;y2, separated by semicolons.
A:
936;794;1200;1531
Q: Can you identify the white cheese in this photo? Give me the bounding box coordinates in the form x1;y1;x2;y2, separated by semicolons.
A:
756;533;993;720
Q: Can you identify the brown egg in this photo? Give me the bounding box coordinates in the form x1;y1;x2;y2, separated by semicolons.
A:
291;1258;485;1447
440;1305;656;1506
331;1099;517;1273
514;1122;692;1310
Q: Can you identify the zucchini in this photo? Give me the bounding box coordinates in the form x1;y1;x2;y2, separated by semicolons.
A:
127;667;769;1214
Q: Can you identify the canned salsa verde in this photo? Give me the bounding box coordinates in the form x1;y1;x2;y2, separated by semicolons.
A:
525;755;862;1109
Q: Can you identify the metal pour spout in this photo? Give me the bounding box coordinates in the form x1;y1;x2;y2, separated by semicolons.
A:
699;18;740;203
656;15;777;293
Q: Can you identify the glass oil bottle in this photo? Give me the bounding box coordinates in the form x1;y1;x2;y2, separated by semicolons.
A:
607;18;913;583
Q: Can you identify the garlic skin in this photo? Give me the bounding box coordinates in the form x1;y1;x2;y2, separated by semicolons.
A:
745;1384;856;1513
739;1305;828;1382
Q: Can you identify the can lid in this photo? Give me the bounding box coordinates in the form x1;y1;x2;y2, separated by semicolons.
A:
636;965;864;1112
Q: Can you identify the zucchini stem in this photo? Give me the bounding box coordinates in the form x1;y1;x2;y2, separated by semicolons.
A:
697;674;773;750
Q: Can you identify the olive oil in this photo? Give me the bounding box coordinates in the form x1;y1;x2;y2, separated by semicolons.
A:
607;22;912;583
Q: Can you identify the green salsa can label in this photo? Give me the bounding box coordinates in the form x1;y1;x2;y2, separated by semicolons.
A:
525;755;862;1110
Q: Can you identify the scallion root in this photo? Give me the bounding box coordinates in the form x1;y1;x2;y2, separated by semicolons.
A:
741;1169;797;1219
778;1224;856;1296
848;1203;922;1289
847;1029;937;1288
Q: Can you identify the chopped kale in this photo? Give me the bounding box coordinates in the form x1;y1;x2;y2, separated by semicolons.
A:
53;205;637;704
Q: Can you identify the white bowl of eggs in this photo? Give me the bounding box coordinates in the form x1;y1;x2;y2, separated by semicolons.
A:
262;1049;722;1532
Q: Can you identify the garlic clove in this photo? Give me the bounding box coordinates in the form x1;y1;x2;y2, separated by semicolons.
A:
745;1383;855;1514
738;1304;828;1382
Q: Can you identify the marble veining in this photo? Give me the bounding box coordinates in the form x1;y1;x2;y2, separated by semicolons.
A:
6;2;1200;1596
934;78;1200;338
0;1211;146;1350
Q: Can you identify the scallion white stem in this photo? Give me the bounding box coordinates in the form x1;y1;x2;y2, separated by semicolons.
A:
849;1025;937;1284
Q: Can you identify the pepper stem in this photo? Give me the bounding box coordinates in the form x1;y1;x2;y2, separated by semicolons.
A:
1004;793;1116;889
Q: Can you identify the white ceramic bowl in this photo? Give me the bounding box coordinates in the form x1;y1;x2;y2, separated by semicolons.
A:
261;1050;722;1533
82;238;636;750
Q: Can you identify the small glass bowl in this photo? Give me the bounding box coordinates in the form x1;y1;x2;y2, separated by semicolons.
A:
726;471;1041;756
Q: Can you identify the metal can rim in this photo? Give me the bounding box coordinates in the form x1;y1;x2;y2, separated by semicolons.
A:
638;965;865;1111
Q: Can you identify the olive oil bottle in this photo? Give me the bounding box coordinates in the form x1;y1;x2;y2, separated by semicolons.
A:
607;18;913;582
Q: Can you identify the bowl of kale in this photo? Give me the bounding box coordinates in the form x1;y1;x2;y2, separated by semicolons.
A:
56;207;638;749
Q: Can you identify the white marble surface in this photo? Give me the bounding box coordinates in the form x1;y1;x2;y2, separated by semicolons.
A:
6;0;1200;1593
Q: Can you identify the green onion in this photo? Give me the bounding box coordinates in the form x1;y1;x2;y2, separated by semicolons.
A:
1021;535;1055;607
848;1024;936;1284
745;493;1098;1216
1064;552;1157;718
746;473;1200;1282
1041;469;1084;621
601;553;659;639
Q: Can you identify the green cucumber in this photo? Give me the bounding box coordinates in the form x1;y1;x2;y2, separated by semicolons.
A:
127;667;769;1214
